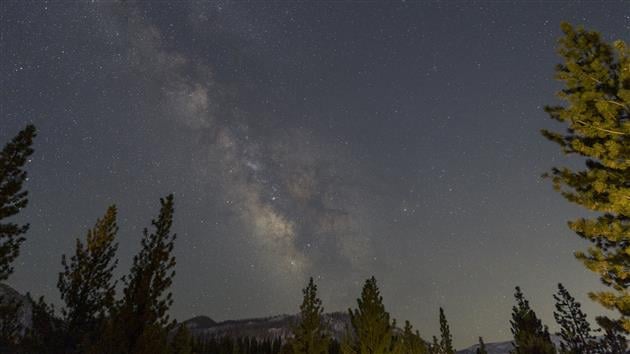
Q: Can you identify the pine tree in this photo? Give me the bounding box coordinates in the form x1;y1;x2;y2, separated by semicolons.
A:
289;277;330;354
396;321;428;354
0;124;36;281
437;308;454;354
541;22;630;332
0;124;36;349
594;316;627;354
553;283;596;353
58;205;119;351
475;337;487;354
106;194;178;353
428;336;439;354
342;276;398;354
510;287;556;354
170;325;193;354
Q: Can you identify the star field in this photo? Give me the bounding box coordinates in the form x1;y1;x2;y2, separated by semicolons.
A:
1;0;628;348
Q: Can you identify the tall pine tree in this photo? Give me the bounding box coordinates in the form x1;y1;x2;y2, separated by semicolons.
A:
594;316;627;354
106;194;178;353
0;124;36;281
541;22;630;332
510;287;556;354
289;277;330;354
0;124;36;348
437;308;454;354
58;205;119;352
553;283;596;353
342;277;398;354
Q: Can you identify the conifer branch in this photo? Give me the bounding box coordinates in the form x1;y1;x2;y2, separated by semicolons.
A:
575;120;627;135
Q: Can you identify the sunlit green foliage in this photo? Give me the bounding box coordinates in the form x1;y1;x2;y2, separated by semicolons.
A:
289;277;331;354
397;321;428;354
104;195;178;353
342;277;398;354
542;22;630;331
58;206;119;352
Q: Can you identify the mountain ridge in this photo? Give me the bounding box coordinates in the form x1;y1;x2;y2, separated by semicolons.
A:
182;312;525;353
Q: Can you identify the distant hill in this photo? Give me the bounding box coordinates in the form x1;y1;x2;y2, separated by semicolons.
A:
457;336;569;354
183;313;582;354
183;312;350;341
456;339;516;354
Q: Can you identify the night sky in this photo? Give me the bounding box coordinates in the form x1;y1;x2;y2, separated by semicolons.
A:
1;0;629;347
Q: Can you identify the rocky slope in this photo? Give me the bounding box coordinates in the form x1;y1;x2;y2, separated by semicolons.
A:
0;283;33;334
183;312;350;341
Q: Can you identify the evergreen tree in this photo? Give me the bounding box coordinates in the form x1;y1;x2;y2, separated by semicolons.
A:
437;308;454;354
475;337;487;354
396;321;428;354
510;287;556;354
553;283;596;353
0;124;36;348
541;22;630;331
594;316;627;354
428;336;439;354
58;205;119;352
289;277;330;354
106;194;178;353
0;124;36;281
342;276;398;354
170;325;194;354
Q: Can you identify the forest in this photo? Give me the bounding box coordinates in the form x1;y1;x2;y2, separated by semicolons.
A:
0;21;628;354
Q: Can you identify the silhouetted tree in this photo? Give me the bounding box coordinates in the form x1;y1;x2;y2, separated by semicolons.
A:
437;308;454;354
429;336;439;354
342;276;398;354
170;325;194;354
475;337;487;354
542;22;630;332
105;194;178;353
553;283;596;353
594;316;627;353
0;124;36;281
58;205;119;352
510;287;556;354
289;277;330;354
0;124;36;348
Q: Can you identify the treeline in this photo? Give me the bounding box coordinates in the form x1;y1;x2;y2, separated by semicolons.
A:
186;276;626;354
